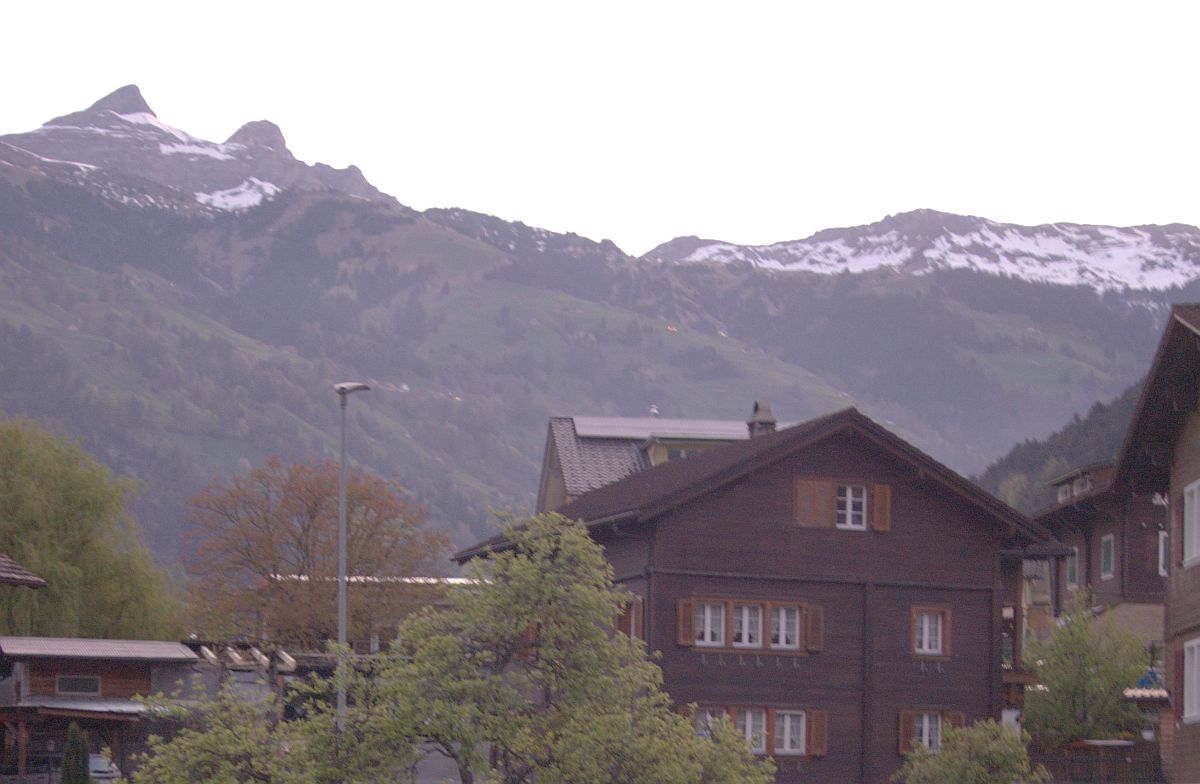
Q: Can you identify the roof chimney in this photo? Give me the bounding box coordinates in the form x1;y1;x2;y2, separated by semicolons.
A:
747;400;776;438
648;404;660;418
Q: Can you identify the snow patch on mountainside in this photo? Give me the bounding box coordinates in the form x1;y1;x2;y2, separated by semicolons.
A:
160;142;236;161
653;212;1200;291
195;177;280;211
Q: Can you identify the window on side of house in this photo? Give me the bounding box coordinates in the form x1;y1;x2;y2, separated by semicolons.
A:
1184;637;1200;722
836;484;867;529
1160;531;1170;577
694;707;725;738
774;710;807;755
695;601;725;647
913;712;942;750
734;708;767;754
912;607;950;657
1101;534;1115;580
732;603;762;648
771;604;801;650
1186;480;1200;568
56;675;101;696
1067;546;1079;587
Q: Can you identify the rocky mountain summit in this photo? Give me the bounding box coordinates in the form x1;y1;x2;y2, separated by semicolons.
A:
0;84;391;211
645;209;1200;292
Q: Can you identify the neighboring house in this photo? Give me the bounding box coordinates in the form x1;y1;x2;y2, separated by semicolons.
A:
0;637;198;776
0;554;45;589
1116;303;1200;783
536;402;784;513
460;406;1062;784
1034;460;1168;649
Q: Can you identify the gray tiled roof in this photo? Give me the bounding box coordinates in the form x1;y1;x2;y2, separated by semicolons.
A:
0;553;46;588
550;417;652;497
0;637;197;662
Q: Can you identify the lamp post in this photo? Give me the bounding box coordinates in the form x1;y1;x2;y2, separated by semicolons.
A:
334;381;369;731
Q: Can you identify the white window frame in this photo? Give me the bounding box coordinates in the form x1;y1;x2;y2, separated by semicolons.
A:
1057;484;1071;503
1066;546;1079;588
1101;534;1115;581
55;675;101;696
836;484;867;530
1185;637;1200;723
694;601;725;647
770;605;801;650
695;707;724;738
913;712;942;750
735;708;767;754
1159;531;1170;577
732;603;762;648
1185;480;1200;568
774;710;807;755
914;611;944;656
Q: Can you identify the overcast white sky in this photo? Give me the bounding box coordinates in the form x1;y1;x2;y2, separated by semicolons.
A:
5;2;1198;255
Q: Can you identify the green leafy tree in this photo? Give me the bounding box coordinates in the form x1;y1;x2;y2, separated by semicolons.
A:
386;513;775;784
893;720;1049;784
62;721;90;784
0;416;178;638
1023;589;1147;744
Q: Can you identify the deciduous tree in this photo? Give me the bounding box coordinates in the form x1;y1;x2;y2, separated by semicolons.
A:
892;720;1049;784
0;416;178;638
183;456;449;648
1023;589;1147;745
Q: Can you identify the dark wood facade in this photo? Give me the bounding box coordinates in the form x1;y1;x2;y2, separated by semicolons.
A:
1036;462;1167;649
467;408;1056;784
1117;304;1200;783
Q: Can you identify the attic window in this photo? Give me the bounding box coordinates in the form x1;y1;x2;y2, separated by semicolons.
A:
56;675;101;696
1057;485;1071;503
836;485;867;529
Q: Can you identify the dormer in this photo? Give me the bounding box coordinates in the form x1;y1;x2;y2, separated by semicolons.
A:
1049;461;1116;504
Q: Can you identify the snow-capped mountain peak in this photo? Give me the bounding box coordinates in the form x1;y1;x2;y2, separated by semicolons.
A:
0;84;391;211
643;209;1200;292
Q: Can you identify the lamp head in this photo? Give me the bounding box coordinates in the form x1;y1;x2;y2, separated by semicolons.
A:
334;381;370;396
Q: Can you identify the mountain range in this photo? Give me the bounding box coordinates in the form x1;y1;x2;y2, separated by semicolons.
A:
1;85;1195;560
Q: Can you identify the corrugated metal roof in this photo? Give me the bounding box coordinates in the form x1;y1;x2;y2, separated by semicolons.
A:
0;637;197;662
18;696;145;714
0;553;46;588
572;416;752;440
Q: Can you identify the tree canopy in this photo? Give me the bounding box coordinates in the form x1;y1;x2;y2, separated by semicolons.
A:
183;456;450;648
138;514;774;784
1022;590;1147;745
892;720;1049;784
0;416;177;638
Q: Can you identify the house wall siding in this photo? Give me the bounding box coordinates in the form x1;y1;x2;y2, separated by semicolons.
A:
1168;410;1200;783
645;432;1006;784
27;659;153;699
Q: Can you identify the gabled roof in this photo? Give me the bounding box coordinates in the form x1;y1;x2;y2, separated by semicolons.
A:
459;408;1051;561
547;416;653;499
0;637;197;662
0;553;46;588
1116;304;1200;492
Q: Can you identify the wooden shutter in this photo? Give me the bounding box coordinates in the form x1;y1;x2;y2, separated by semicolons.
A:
871;484;892;532
795;479;836;528
616;597;643;639
944;711;965;728
807;709;828;757
805;605;825;652
677;599;695;646
897;711;915;754
1177;648;1186;719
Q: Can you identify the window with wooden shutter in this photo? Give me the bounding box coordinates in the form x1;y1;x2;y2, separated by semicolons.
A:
806;709;828;757
897;710;916;754
805;604;824;652
615;596;643;640
871;484;892;531
795;479;836;528
677;599;695;646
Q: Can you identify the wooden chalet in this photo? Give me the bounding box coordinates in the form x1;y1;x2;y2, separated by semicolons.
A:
460;405;1062;784
1115;303;1200;783
1034;460;1168;649
0;637;198;778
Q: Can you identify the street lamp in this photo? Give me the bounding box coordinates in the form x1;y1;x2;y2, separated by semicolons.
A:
334;381;369;731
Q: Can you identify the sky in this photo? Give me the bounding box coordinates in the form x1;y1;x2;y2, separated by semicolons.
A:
4;2;1199;255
